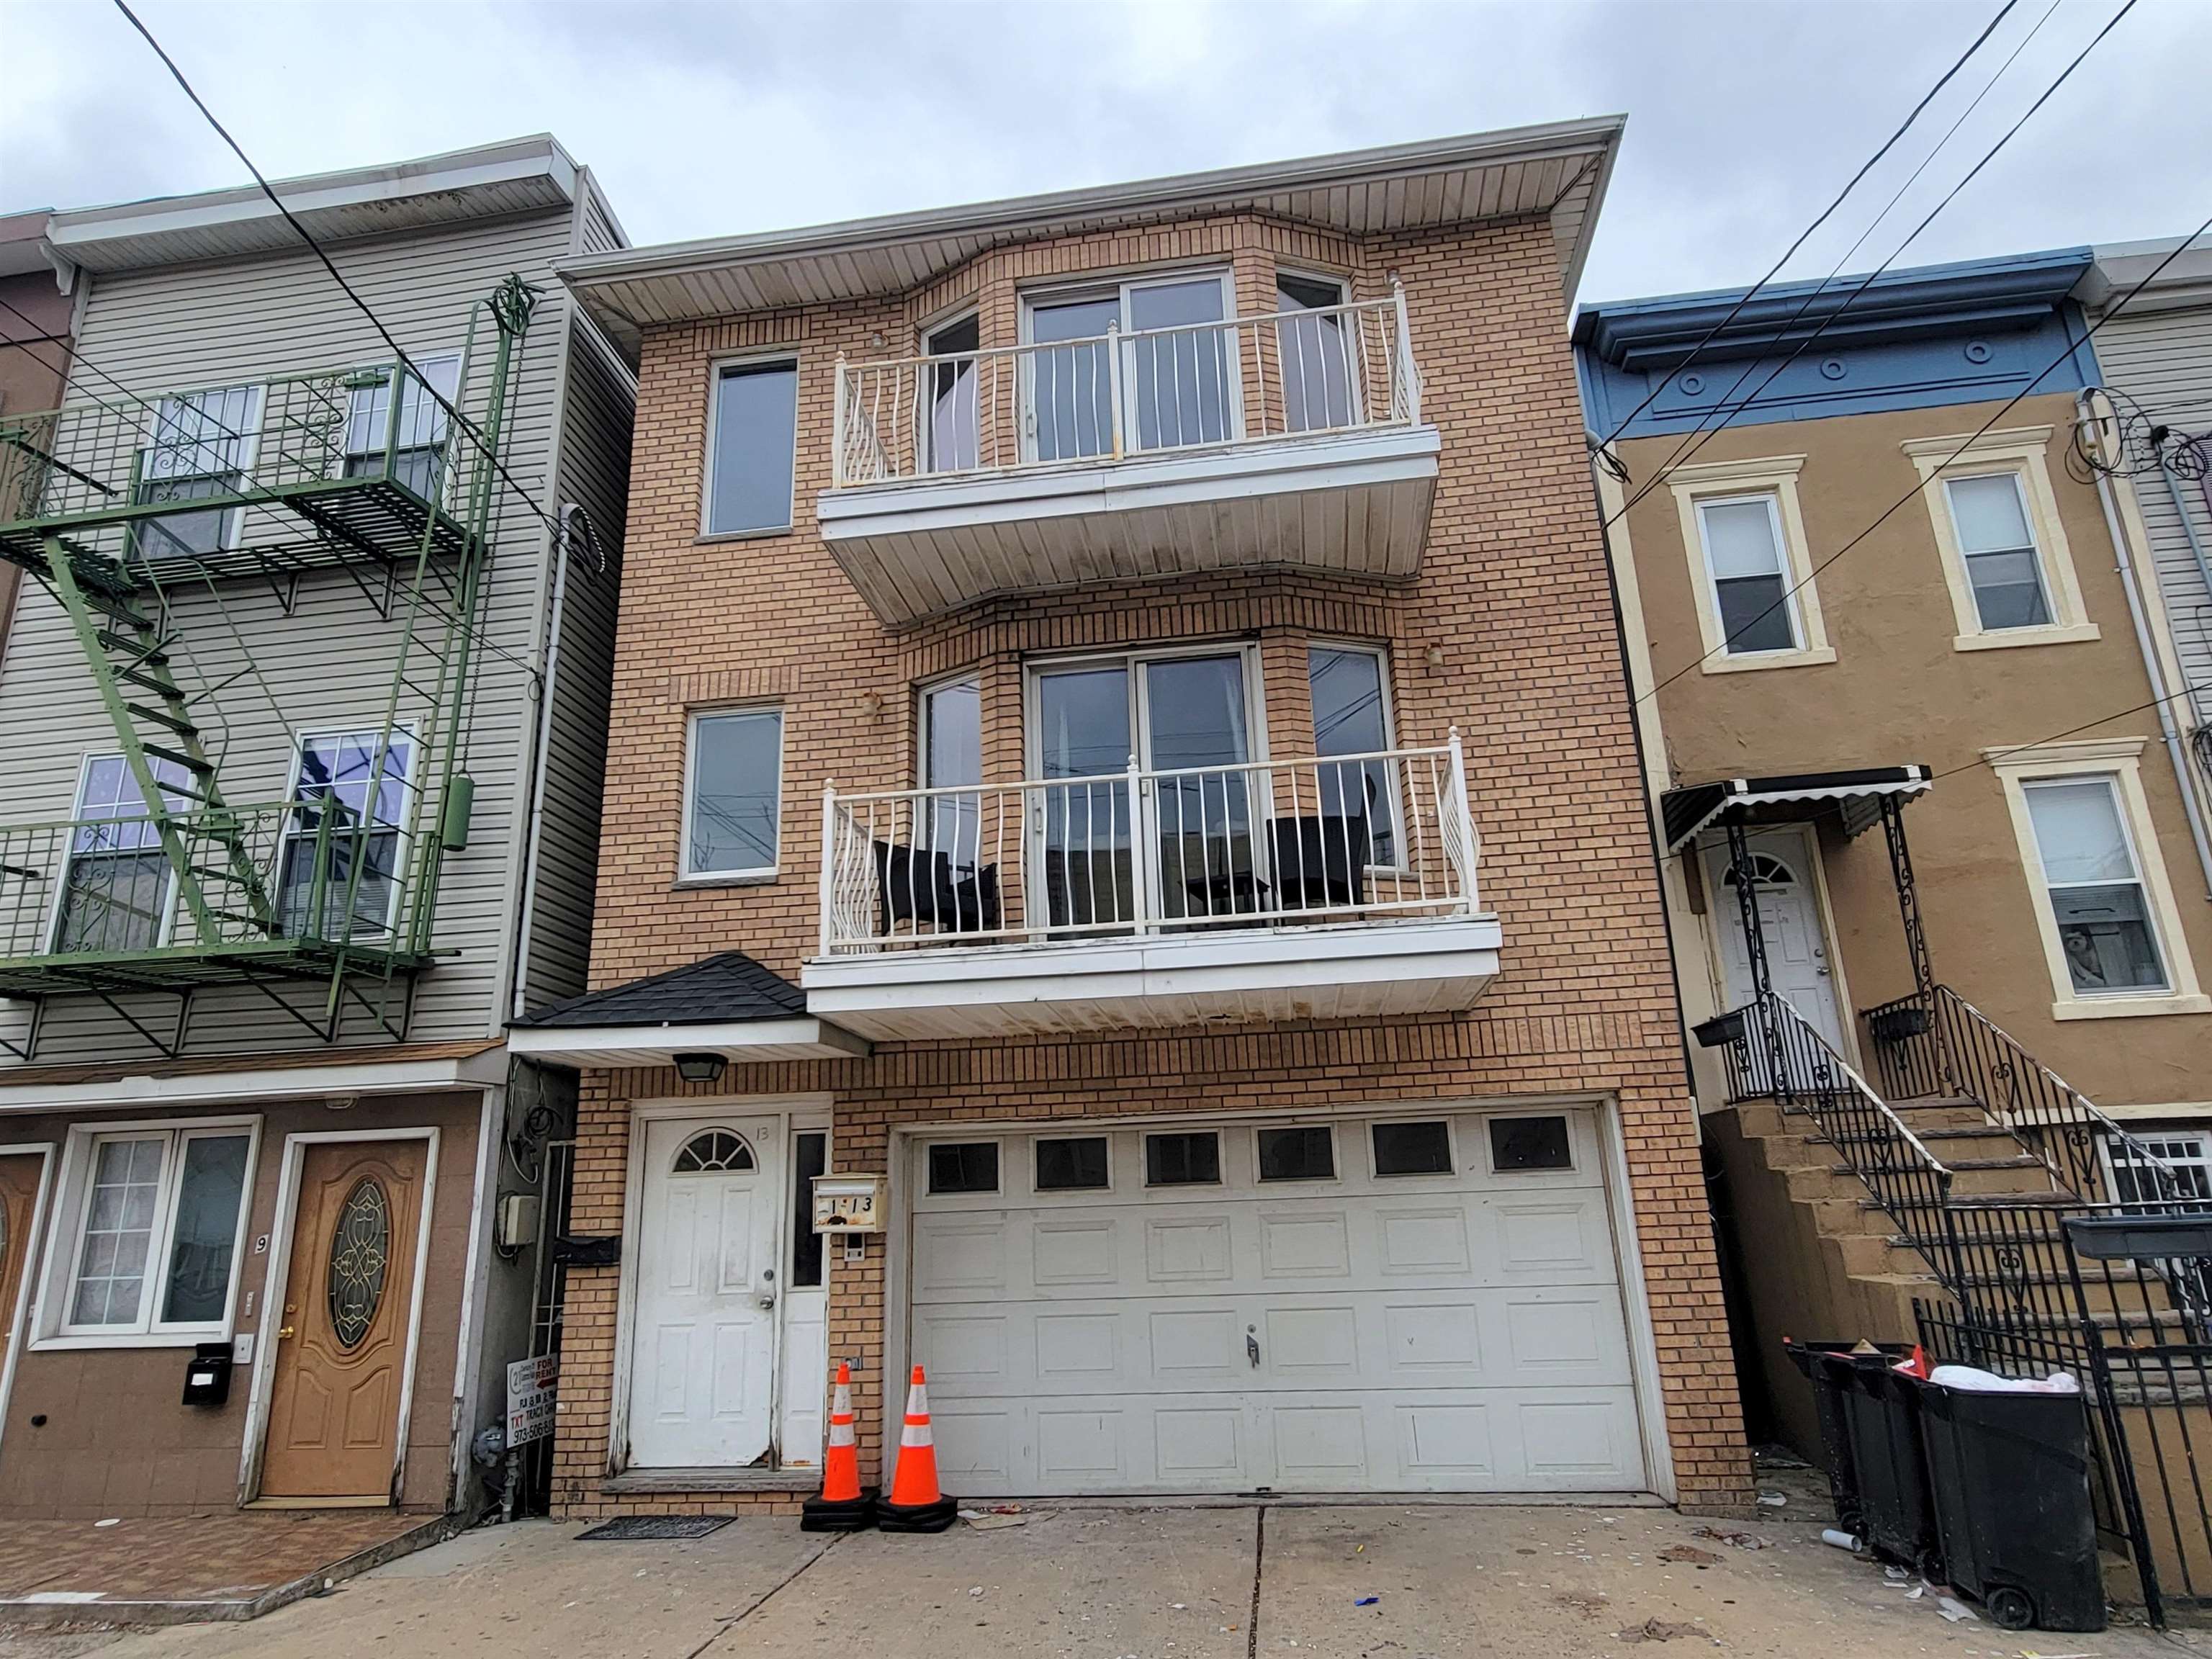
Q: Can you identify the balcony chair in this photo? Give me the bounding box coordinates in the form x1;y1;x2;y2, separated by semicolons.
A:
873;840;1001;938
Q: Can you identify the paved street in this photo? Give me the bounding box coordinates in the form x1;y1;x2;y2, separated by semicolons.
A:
0;1496;2187;1659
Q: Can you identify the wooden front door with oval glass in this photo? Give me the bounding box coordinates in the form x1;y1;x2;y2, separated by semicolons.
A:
260;1138;428;1501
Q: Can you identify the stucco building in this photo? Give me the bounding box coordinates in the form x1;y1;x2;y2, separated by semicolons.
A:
521;122;1755;1518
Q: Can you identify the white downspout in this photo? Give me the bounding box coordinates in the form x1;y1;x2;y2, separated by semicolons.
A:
2079;390;2212;901
509;510;576;1020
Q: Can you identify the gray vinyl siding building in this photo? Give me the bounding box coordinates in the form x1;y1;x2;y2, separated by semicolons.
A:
0;137;634;1064
2083;237;2212;739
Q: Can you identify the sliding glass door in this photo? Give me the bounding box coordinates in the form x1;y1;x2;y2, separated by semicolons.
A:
1023;273;1237;464
1030;649;1259;930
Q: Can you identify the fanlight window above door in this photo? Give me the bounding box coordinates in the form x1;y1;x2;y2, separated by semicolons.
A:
672;1130;756;1174
327;1177;392;1349
1722;853;1797;889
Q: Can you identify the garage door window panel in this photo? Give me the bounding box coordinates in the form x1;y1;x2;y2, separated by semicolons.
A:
1256;1125;1336;1182
1372;1120;1454;1177
928;1141;1001;1195
1489;1115;1573;1173
1035;1136;1110;1192
1146;1131;1220;1187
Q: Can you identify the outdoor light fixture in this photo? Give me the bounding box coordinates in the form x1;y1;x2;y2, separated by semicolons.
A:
674;1053;727;1085
1424;644;1445;672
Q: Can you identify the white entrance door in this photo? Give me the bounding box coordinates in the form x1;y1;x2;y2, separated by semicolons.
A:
628;1116;783;1468
906;1109;1646;1496
1704;836;1845;1052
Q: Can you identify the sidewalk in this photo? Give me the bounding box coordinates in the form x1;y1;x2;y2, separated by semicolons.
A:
2;1497;2188;1659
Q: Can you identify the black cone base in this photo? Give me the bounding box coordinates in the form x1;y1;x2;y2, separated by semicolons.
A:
800;1488;878;1532
876;1493;960;1534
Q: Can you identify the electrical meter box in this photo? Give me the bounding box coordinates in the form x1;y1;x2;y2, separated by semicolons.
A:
811;1173;886;1233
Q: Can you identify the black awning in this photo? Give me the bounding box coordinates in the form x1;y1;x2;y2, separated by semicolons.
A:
513;950;804;1030
1660;765;1931;853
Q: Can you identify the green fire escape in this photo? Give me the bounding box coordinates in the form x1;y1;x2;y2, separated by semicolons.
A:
0;276;540;1058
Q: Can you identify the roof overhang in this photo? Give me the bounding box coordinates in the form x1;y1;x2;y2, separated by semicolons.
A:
1576;248;2092;373
505;1018;870;1069
46;135;581;275
1660;765;1932;853
2078;234;2212;318
0;1046;510;1115
558;117;1624;353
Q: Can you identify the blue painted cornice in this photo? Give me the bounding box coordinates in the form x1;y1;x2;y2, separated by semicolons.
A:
1573;247;2093;369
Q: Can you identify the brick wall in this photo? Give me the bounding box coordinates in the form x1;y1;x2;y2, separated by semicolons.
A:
551;211;1754;1517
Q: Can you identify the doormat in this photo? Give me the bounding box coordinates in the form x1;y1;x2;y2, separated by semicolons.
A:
576;1516;731;1542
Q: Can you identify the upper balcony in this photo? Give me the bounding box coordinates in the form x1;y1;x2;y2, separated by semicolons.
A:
0;358;473;587
817;289;1440;626
800;739;1500;1038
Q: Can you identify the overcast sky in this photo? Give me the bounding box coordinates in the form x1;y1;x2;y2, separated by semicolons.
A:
1;0;2205;307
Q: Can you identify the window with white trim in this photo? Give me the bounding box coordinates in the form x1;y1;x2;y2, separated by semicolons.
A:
132;382;260;560
1943;472;2051;631
54;753;191;953
2111;1133;2212;1203
2021;775;2170;996
58;1124;253;1338
279;730;415;940
684;708;784;879
1696;493;1800;655
344;354;462;503
1307;644;1401;866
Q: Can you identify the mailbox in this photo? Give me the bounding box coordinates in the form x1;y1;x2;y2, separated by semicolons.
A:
182;1341;233;1408
811;1173;886;1233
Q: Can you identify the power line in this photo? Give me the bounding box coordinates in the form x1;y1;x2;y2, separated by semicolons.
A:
108;0;560;543
1931;680;2208;782
1629;125;2200;713
1602;0;2071;530
1586;0;2023;451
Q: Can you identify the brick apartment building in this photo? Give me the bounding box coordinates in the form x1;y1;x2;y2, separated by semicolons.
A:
519;121;1754;1516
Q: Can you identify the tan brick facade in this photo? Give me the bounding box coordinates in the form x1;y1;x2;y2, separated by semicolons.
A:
550;210;1754;1518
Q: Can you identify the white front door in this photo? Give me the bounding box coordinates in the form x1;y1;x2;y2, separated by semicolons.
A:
906;1109;1646;1496
1703;835;1845;1051
629;1116;783;1469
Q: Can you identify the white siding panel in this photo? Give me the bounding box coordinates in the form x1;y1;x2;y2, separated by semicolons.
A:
2095;307;2212;714
0;206;598;1062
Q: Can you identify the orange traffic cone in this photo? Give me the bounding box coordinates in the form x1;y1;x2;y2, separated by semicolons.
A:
801;1360;876;1532
878;1364;958;1533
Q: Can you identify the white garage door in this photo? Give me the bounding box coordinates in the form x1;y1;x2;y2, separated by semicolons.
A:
905;1107;1648;1496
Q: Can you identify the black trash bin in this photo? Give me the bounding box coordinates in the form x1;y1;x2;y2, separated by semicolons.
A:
1784;1340;1937;1572
1899;1372;2105;1632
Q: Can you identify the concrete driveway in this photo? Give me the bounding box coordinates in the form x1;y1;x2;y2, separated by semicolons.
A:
0;1499;2185;1659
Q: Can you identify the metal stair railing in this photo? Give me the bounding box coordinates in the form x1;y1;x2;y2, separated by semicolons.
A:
1720;989;1966;1295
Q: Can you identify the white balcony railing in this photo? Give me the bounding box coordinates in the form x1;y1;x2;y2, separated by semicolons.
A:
831;287;1423;488
817;737;1478;956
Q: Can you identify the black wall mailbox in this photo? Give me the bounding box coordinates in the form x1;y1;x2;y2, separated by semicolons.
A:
182;1341;233;1408
552;1233;621;1267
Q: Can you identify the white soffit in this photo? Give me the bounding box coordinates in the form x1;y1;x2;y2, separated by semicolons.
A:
559;117;1624;344
0;1049;511;1115
505;1019;871;1069
48;135;581;274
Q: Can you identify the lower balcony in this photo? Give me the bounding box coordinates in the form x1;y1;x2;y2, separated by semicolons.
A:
800;742;1501;1038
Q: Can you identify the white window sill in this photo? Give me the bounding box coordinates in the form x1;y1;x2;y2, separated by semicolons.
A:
1700;645;1838;675
1953;622;2102;652
2051;992;2211;1022
30;1329;231;1353
673;871;781;890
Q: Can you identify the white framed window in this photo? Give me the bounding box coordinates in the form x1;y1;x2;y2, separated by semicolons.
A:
1275;271;1357;433
1905;427;2098;651
2110;1133;2212;1203
683;706;784;881
1988;737;2208;1020
1021;269;1238;462
921;313;981;475
703;356;798;537
920;673;983;869
343;353;462;504
38;1117;258;1346
1667;454;1834;673
51;752;191;954
131;382;261;561
1307;642;1403;868
279;729;415;941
